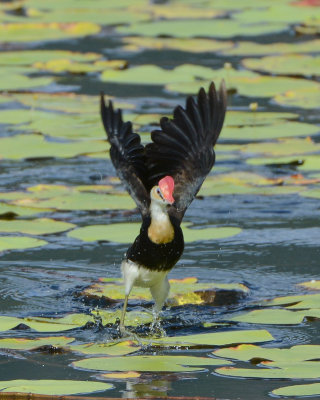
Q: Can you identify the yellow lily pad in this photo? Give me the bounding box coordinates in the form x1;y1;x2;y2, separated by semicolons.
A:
0;218;75;235
0;336;74;351
100;371;141;379
298;280;320;290
0;236;47;252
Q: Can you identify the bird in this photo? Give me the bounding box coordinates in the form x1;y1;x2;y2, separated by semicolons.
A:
100;81;227;333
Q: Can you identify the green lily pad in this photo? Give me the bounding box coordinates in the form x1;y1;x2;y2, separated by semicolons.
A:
0;134;106;160
263;293;320;309
231;308;320;325
215;361;320;379
272;382;320;397
247;155;320;170
0;380;112;395
71;340;141;356
298;280;320;290
220;39;320;56
117;19;287;39
274;86;320;109
0;22;100;43
34;59;127;74
225;111;298;126
0;50;100;66
213;344;320;362
68;222;242;244
0;70;53;91
0;218;75;235
0;202;51;217
145;330;274;348
120;36;234;54
0;236;47;252
73;355;231;373
166;73;319;98
240;138;320;157
243;55;320;77
0;336;74;351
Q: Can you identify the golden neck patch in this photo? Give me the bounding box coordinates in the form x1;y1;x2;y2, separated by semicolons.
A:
148;219;174;244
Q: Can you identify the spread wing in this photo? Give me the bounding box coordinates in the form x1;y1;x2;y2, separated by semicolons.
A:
100;95;150;216
145;81;227;221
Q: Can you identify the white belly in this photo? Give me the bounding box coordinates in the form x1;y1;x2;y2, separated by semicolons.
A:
121;260;168;293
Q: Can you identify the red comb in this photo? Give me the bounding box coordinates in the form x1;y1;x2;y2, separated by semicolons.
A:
158;176;175;204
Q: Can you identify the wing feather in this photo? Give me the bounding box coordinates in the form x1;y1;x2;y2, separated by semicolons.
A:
100;94;150;216
145;81;227;220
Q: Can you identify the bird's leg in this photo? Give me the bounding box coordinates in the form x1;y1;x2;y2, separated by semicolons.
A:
150;276;170;336
119;294;129;335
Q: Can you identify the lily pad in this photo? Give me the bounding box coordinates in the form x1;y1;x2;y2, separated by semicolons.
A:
0;203;51;218
0;134;106;160
0;218;75;235
225;111;298;127
0;50;101;66
272;382;320;397
221;39;320;56
231;308;320;325
247;155;320;170
145;330;274;348
0;380;112;395
0;236;47;252
68;222;242;244
117;19;287;39
73;355;231;373
298;280;320;290
213;344;320;362
0;22;100;43
262;293;320;309
243;55;320;77
120;36;234;54
274;86;320;109
215;361;320;379
0;70;53;91
0;336;74;351
71;340;141;356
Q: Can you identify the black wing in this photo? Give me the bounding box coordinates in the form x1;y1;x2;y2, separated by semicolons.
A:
145;81;227;221
100;95;150;216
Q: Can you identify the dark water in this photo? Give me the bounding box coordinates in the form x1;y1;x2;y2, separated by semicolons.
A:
0;25;320;400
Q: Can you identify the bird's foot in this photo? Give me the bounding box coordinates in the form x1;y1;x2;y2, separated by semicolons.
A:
150;317;166;338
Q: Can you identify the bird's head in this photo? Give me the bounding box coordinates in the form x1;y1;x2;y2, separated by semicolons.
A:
150;176;175;206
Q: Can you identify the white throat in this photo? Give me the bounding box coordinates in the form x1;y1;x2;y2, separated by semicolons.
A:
150;200;170;223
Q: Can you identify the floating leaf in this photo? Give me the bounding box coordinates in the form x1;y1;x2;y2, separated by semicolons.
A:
100;371;141;379
0;203;51;218
0;236;47;252
220;39;320;56
0;218;75;235
216;361;320;379
73;355;231;373
0;50;100;66
0;336;74;351
71;340;141;356
0;69;53;91
146;330;274;348
0;380;112;395
247;155;320;170
120;36;234;54
225;111;298;127
68;222;242;244
213;344;320;363
243;55;320;77
298;280;320;290
272;382;320;397
0;22;100;43
117;19;287;38
262;293;320;309
274;86;320;109
0;134;106;160
231;308;320;325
